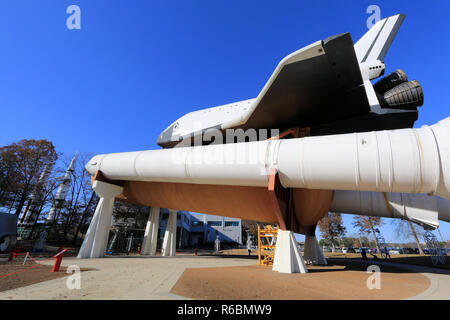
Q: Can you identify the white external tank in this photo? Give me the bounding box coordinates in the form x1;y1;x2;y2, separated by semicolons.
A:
86;117;450;200
330;190;450;230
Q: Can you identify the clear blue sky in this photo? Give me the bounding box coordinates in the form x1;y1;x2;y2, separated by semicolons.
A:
0;1;449;242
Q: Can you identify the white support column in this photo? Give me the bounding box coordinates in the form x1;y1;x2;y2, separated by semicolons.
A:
77;180;123;259
162;209;177;256
141;207;160;255
272;229;308;274
303;235;327;265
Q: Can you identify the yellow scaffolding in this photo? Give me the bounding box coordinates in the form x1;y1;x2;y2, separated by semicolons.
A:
257;225;278;266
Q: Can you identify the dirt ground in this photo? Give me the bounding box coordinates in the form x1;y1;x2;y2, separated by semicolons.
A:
0;250;92;292
0;260;69;292
171;260;430;300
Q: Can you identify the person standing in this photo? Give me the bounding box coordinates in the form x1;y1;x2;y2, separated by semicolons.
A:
361;248;367;261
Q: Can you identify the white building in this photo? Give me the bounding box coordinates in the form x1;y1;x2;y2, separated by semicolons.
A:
158;210;242;248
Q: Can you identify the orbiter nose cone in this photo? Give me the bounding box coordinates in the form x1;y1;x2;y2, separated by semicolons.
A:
85;154;105;175
156;122;182;148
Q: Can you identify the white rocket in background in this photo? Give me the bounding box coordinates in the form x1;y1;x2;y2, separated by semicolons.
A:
46;154;78;222
20;162;54;224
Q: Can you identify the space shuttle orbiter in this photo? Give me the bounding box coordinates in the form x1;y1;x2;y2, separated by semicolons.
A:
80;15;448;264
156;14;421;148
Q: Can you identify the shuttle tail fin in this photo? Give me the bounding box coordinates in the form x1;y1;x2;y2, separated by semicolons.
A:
354;14;405;64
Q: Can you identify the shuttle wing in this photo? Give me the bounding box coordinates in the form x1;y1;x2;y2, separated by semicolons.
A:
240;33;370;131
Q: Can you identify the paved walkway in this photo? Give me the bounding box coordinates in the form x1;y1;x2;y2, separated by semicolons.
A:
0;255;255;300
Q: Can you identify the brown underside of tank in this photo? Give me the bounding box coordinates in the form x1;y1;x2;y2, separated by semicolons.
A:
117;180;333;235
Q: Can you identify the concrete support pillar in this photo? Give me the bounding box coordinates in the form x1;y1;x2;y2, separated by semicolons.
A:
141;207;160;255
77;180;123;259
162;209;177;256
272;229;308;274
303;235;327;265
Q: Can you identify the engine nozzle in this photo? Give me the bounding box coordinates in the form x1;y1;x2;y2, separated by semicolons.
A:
378;79;424;110
373;69;408;94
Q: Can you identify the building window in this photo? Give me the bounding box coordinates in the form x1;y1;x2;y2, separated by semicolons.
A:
177;213;181;220
224;221;239;227
162;213;169;220
208;221;222;227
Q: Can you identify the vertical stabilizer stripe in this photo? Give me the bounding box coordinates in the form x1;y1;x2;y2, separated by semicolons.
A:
362;18;388;63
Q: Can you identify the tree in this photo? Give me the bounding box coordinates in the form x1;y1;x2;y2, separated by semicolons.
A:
72;191;98;245
318;212;346;251
46;153;99;244
0;139;58;216
319;238;332;247
353;216;384;254
0;150;17;209
352;235;371;247
340;236;367;248
391;219;425;254
60;154;93;237
27;169;61;237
